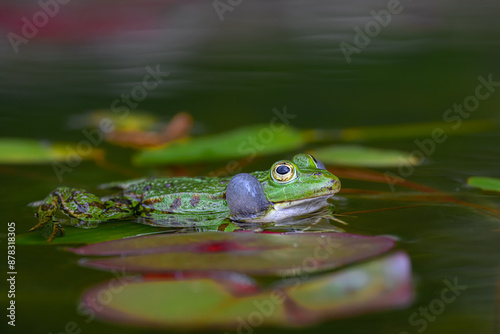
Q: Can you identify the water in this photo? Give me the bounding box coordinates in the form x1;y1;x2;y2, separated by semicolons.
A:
1;0;500;333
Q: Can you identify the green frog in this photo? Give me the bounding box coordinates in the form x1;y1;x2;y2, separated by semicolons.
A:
29;153;341;242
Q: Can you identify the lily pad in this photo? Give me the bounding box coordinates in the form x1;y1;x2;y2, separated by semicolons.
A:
80;251;412;329
105;112;193;148
0;138;102;164
133;124;304;165
132;118;497;166
16;222;167;246
17;221;241;246
467;176;500;193
70;231;395;276
311;145;420;167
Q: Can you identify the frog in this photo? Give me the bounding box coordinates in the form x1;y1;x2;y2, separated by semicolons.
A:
29;153;341;242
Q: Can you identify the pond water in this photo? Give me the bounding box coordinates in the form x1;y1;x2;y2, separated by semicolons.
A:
1;0;499;333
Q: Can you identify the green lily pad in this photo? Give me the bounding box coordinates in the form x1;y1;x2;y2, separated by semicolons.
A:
310;145;420;167
0;138;69;164
80;251;412;329
467;176;500;192
133;124;304;165
71;231;395;276
0;138;101;164
17;221;240;246
16;222;167;245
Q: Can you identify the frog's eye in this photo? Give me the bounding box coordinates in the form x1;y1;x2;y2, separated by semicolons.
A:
272;162;296;182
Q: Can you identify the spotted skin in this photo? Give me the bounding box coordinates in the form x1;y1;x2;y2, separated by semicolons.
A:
190;194;200;207
30;188;134;242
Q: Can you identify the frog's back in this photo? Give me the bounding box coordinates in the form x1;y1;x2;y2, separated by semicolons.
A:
123;177;231;215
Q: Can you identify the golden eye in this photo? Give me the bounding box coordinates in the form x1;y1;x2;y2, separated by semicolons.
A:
272;162;296;182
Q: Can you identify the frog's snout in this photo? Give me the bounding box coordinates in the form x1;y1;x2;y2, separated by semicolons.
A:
331;178;341;192
325;177;341;194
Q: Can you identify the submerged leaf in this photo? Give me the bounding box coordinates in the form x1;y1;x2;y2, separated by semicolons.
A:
80;251;412;329
133;124;304;165
467;176;500;193
311;145;420;167
71;231;395;276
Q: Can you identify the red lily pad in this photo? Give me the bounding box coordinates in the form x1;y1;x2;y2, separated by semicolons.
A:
70;232;395;276
80;252;412;329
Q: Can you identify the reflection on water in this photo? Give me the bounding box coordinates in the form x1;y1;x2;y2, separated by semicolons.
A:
1;1;499;105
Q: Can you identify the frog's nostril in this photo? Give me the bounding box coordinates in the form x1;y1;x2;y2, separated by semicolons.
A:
328;178;341;191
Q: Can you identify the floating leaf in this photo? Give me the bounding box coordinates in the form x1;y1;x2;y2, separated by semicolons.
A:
80;251;412;329
132;118;498;166
133;124;304;165
0;138;102;164
16;222;169;246
17;220;242;246
467;176;500;193
311;145;420;167
286;251;412;322
71;232;395;276
105;112;193;148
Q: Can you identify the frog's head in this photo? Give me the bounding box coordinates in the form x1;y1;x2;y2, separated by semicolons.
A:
226;153;340;222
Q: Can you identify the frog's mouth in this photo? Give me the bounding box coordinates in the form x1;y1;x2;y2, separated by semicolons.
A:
244;194;334;223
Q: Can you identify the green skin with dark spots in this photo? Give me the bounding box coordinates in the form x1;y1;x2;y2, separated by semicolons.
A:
30;154;341;240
